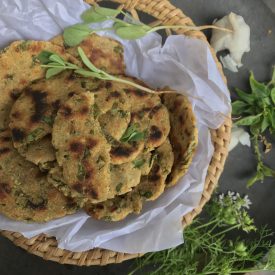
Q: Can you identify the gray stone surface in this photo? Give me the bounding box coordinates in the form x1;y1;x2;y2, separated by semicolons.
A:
0;1;274;274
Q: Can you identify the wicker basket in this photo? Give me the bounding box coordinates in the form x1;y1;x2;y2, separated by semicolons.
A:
0;0;232;266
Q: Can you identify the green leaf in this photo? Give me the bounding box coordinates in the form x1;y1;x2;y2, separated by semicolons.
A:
45;67;65;79
132;158;145;168
49;54;65;66
268;109;275;129
94;6;121;17
232;100;248;115
235;88;255;105
270;66;275;85
81;6;120;23
113;21;131;29
250;122;261;136
115;25;148;40
75;69;102;78
261;116;270;133
120;123;145;142
262;165;275;177
63;24;91;47
235;114;262;126
247;172;263;187
250;72;269;97
37;51;54;64
271;88;275;104
77;47;100;73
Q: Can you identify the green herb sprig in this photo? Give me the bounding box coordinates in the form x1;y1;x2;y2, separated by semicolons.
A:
120;123;146;143
232;68;275;187
130;192;275;275
38;48;168;95
63;5;231;47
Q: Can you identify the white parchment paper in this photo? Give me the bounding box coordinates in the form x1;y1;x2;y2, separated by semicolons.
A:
0;0;231;253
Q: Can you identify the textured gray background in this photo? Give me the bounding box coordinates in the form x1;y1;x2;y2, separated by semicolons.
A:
0;1;274;274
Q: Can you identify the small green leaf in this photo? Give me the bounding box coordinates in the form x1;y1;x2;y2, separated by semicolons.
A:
250;72;269;97
235;114;262;126
113;21;131;29
115;25;148;40
49;54;65;66
261;116;270;133
46;67;65;79
268;109;275;129
77;47;100;73
271;88;275;104
42;115;54;126
94;6;121;17
232;100;248;115
63;24;91;47
115;182;123;193
75;69;100;78
120;123;145;142
247;172;263;187
235;88;255;105
262;165;275;177
132;158;145;168
37;51;54;64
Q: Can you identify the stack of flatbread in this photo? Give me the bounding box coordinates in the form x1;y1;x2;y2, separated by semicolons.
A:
0;34;198;222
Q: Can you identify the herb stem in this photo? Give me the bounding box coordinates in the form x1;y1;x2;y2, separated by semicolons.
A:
148;24;233;33
211;224;240;238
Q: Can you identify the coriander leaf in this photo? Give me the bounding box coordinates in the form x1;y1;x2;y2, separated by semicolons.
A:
250;72;269;97
37;51;54;64
46;67;66;79
271;88;275;104
63;24;91;47
77;47;100;73
235;113;262;126
113;21;131;29
115;25;148;40
120;123;145;142
235;88;255;105
132;158;145;168
268;109;275;129
232;100;248;115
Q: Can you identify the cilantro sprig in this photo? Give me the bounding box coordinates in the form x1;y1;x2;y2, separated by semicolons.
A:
63;5;231;47
37;48;165;94
232;68;275;187
120;123;146;143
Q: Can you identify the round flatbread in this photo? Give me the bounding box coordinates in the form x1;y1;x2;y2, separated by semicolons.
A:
52;93;112;203
17;135;56;171
0;130;78;222
85;139;174;221
9;72;98;149
0;40;74;129
51;33;125;75
162;94;198;187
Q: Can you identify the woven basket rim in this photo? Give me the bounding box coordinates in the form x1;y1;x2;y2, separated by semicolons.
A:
1;0;232;266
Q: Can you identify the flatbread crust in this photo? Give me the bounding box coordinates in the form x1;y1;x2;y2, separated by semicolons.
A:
0;130;78;222
162;94;198;187
51;33;125;74
0;40;75;129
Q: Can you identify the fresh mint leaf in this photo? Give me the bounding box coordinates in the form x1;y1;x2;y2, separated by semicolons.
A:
261;116;270;133
63;24;91;47
235;88;255;105
235;113;262;126
250;72;269;97
232;100;248;115
271;88;275;104
115;25;148;40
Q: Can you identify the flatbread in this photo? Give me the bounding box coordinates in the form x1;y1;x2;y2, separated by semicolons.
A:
52;93;112;203
9;72;97;149
0;130;78;222
162;94;198;187
17;135;56;171
85;139;174;221
0;40;74;129
51;33;125;74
